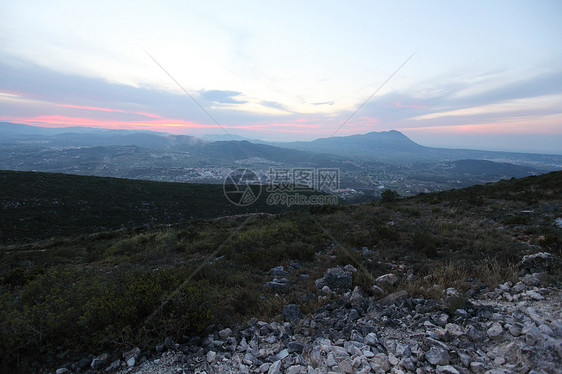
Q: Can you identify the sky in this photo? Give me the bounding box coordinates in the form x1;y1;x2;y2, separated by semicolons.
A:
1;1;561;154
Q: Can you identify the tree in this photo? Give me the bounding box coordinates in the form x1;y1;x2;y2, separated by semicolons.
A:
381;189;400;203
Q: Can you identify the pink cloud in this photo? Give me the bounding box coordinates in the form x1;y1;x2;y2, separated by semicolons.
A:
56;104;161;118
0;115;218;134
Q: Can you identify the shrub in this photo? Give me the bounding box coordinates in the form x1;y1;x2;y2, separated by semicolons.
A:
412;231;438;258
502;215;528;225
381;189;400;203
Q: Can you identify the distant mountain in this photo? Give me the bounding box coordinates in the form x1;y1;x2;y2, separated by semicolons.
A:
284;130;424;156
0;122;204;149
273;130;562;167
0;122;342;171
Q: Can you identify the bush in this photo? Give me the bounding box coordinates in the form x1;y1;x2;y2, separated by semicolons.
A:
0;268;213;367
502;215;528;225
412;231;438;258
381;189;400;203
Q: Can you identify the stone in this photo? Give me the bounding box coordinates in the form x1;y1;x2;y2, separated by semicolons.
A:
371;285;385;296
315;267;353;292
487;322;503;339
526;290;544;300
348;308;359;322
375;273;399;286
91;353;108;370
219;327;232;339
523;324;542;345
433;313;449;327
268;360;282;374
425;346;450;365
206;350;216;363
283;304;303;322
379;290;408;305
339;359;354;373
436;365;460;374
238;337;249;352
470;361;485;373
350;286;364;307
508;323;522;337
395;342;411;358
288;341;305;354
364;332;378;346
126;357;136;367
445;323;464;338
164;337;176;350
502;342;521;364
373;353;391;371
350;330;363;342
270;266;288;276
458;351;472;367
286;365;305;374
243;352;255;365
521;274;541;286
259;363;270;373
344;264;357;272
56;369;69;374
467;325;485;342
512;282;526;293
276;348;289;360
265;281;286;291
326;352;337;367
105;359;121;372
518;252;559;275
539;324;554;336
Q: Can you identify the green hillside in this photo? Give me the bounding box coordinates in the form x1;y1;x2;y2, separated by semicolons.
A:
0;170;320;243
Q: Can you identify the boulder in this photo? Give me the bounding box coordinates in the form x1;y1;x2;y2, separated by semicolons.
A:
315;267;353;292
283;304;303;322
375;273;399;286
518;252;559;275
379;290;408;305
425;346;450;365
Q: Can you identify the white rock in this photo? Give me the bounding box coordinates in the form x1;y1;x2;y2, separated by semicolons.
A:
326;352;337;367
276;348;289;360
364;332;378;346
436;365;460;374
338;359;354;373
373;353;391;371
487;322;503;339
446;323;464;338
268;360;282;374
375;273;399;286
286;365;305;374
218;328;232;339
126;357;135;368
526;290;544;300
425;346;450;365
206;350;216;363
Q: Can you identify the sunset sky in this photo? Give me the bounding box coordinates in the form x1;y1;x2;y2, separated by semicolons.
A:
1;1;561;153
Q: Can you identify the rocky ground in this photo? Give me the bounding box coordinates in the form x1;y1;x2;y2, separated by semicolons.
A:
54;253;561;374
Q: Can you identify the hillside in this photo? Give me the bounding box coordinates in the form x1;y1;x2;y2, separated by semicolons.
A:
1;171;560;372
0;170;321;243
